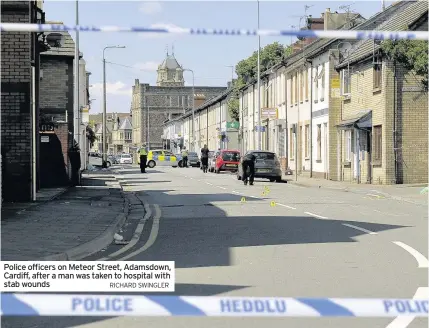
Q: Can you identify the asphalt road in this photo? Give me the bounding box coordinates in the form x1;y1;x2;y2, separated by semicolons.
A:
3;165;428;328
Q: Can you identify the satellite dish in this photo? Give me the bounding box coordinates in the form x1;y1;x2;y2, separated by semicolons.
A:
337;42;353;59
46;33;65;48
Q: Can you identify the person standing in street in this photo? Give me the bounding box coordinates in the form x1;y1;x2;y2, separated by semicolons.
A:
241;152;256;185
200;144;209;173
181;147;188;168
139;143;148;173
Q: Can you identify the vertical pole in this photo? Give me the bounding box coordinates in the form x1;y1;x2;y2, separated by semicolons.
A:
257;0;261;150
295;124;298;181
32;65;36;201
192;71;195;152
74;0;80;146
102;56;107;167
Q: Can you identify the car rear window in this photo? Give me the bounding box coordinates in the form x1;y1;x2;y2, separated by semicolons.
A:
122;154;131;158
222;152;240;161
189;152;197;156
253;152;276;160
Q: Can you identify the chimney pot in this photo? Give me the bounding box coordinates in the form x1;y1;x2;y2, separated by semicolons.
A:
326;8;330;12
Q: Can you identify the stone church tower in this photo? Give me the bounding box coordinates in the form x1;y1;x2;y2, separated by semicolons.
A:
156;46;184;87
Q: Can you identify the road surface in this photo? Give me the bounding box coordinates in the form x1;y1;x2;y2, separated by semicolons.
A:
3;165;428;328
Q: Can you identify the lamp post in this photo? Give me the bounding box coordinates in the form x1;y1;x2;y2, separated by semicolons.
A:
257;0;262;150
183;69;195;151
102;45;125;167
74;0;80;148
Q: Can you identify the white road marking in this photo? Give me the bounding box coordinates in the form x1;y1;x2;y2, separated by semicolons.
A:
393;241;429;268
217;186;226;190
116;204;162;261
342;223;378;235
248;195;258;198
277;203;296;210
366;193;384;198
97;202;152;261
232;191;241;194
205;182;213;186
304;212;328;219
386;287;429;328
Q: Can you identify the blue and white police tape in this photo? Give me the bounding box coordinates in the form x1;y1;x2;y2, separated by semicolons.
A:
1;294;428;317
0;23;428;40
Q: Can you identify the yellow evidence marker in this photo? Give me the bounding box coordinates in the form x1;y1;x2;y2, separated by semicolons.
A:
270;201;276;207
241;197;246;203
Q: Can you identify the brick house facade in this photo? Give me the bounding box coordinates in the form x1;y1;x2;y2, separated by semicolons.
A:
335;2;428;184
1;1;44;202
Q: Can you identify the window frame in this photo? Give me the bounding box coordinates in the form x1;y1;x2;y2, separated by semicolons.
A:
373;125;382;164
317;124;322;161
345;129;352;162
340;69;351;96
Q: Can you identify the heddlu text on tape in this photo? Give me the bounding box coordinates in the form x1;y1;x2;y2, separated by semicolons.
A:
1;261;175;292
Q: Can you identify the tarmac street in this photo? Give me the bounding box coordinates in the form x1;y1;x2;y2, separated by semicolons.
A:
2;165;428;328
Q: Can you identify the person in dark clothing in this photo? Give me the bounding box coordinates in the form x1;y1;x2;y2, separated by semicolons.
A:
200;144;210;173
242;152;256;185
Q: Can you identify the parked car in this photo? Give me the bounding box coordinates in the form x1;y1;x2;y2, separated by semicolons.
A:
119;153;133;164
138;149;179;168
108;155;119;164
237;150;282;182
187;152;200;167
213;150;240;173
201;151;215;170
89;152;111;167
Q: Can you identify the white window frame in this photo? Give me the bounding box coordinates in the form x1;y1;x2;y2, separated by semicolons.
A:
320;65;325;101
345;129;352;161
313;67;319;101
341;69;351;96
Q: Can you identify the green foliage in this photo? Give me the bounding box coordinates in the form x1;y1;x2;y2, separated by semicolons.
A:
227;97;240;122
235;42;292;84
381;39;428;88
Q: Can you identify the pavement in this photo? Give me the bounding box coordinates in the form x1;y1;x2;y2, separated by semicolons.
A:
1;165;428;328
1;169;127;261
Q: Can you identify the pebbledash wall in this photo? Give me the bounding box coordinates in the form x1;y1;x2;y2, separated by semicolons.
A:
1;1;34;202
131;79;226;149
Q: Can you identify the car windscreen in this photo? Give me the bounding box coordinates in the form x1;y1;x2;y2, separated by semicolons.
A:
188;152;198;156
253;152;276;160
222;152;240;161
121;154;131;158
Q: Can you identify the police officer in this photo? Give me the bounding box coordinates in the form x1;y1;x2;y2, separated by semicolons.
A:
139;144;148;173
181;147;188;168
242;152;256;185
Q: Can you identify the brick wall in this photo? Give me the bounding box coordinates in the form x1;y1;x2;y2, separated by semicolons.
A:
40;56;74;124
1;1;33;202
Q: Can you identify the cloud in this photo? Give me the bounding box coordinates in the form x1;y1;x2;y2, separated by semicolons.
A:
139;1;162;15
139;23;187;39
90;81;131;97
134;61;159;71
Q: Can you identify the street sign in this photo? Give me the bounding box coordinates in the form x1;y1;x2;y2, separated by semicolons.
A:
41;136;49;143
255;126;266;132
226;121;239;129
261;108;278;120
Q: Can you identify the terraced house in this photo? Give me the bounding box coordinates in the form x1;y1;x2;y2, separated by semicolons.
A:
238;0;427;184
335;1;428;184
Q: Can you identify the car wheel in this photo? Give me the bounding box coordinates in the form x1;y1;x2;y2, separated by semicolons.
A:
269;178;275;182
216;169;220;174
237;174;242;180
106;161;111;167
147;160;156;168
178;160;183;168
275;177;282;183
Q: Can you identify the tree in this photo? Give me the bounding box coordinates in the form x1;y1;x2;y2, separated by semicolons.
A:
381;39;428;89
227;96;240;122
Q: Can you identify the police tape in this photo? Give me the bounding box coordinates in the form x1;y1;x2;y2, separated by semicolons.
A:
0;23;428;40
1;294;428;317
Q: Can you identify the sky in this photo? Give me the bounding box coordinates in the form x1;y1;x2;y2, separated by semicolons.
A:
42;0;394;114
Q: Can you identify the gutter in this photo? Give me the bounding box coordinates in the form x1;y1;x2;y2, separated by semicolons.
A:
306;58;314;178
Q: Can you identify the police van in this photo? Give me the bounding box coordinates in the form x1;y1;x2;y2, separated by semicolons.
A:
137;149;179;168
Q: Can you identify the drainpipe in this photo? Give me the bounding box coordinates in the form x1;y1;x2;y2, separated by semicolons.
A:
393;60;398;184
307;59;314;178
284;71;288;170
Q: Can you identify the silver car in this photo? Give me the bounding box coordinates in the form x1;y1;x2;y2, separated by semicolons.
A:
237;150;282;182
187;152;200;167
